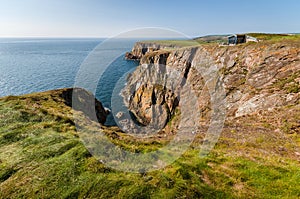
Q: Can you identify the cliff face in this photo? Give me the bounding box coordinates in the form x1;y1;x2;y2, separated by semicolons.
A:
123;40;300;132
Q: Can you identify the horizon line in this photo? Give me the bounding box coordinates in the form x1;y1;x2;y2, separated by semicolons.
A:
0;32;298;39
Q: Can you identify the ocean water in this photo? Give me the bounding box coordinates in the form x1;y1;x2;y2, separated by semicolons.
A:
0;38;139;125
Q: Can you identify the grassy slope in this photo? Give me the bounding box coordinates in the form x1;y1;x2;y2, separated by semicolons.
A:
247;33;300;42
143;33;300;47
0;88;299;199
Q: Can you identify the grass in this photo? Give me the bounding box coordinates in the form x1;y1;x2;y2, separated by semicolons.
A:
0;89;299;198
272;72;300;94
141;33;300;50
248;33;300;42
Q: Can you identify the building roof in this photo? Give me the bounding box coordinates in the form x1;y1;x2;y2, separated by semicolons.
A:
228;34;247;38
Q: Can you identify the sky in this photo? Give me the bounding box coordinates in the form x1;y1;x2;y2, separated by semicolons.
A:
0;0;299;38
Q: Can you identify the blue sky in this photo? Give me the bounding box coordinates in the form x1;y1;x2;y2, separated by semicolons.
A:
0;0;299;37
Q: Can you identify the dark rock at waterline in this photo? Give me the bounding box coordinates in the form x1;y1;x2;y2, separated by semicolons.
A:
125;52;139;60
60;88;109;124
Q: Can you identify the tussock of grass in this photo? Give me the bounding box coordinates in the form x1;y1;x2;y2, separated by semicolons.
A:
272;72;300;94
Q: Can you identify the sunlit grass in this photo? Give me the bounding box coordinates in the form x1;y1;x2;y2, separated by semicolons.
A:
0;89;299;198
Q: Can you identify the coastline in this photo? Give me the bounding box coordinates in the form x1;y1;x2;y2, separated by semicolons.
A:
0;33;299;198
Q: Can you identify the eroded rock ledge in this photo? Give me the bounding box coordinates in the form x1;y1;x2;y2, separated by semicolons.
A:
3;88;110;124
125;42;182;60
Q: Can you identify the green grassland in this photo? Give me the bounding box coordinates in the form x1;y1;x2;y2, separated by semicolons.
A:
247;33;300;42
0;89;299;198
142;33;300;48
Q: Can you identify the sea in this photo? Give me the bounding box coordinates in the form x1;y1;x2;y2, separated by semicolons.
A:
0;38;139;125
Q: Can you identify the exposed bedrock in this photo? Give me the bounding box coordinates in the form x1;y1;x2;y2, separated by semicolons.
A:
122;42;300;132
125;42;181;60
60;88;109;124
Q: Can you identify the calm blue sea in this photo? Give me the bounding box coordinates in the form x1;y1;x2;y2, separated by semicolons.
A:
0;38;139;125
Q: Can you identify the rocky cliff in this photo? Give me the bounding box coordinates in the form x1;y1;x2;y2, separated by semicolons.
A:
125;42;182;60
123;38;300;134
